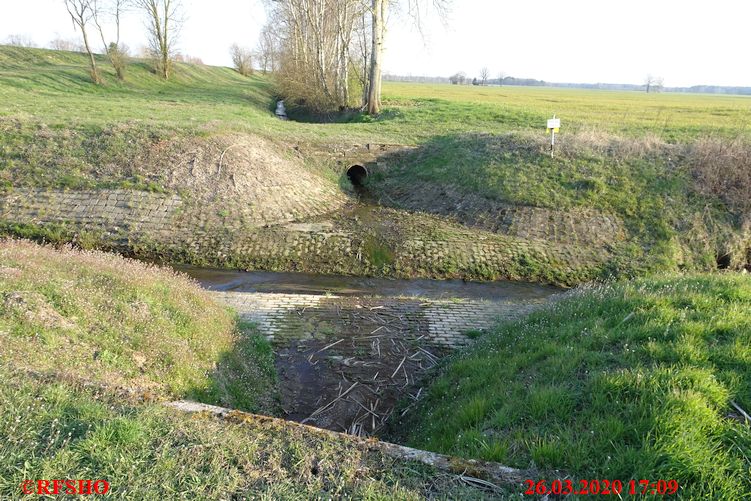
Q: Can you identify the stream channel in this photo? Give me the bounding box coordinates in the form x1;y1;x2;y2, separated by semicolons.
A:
178;266;562;436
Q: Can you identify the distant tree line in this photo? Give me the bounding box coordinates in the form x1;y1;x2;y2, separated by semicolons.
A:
389;73;548;87
384;72;751;95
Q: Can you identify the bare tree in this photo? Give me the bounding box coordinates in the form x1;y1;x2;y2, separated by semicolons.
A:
479;67;489;86
49;34;83;51
262;0;369;112
255;22;278;74
366;0;387;114
63;0;102;84
449;72;465;85
92;0;131;79
230;43;253;76
174;53;202;64
497;71;506;86
654;76;664;93
354;6;373;104
5;34;37;47
644;74;654;93
644;74;664;93
367;0;450;115
136;0;182;80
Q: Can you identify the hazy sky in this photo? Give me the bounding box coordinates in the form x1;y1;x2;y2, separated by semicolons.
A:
2;0;749;87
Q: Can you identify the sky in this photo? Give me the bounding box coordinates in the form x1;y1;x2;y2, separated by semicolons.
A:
2;0;750;87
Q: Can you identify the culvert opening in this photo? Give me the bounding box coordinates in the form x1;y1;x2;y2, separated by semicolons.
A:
347;164;368;186
717;252;732;270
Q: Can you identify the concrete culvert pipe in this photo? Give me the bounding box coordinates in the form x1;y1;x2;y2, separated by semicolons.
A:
347;164;368;186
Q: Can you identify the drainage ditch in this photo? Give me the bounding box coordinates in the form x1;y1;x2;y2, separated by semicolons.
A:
180;267;561;437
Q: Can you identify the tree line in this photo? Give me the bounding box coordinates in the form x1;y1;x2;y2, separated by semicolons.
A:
260;0;449;115
32;0;451;115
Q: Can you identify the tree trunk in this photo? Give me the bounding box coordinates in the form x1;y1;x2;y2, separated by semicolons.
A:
162;44;169;79
161;3;169;80
81;27;101;85
367;0;386;115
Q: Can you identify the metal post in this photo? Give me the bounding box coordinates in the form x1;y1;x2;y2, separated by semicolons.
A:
551;130;555;158
550;114;556;158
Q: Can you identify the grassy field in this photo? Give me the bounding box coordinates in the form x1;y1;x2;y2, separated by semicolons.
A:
381;82;751;141
2;45;750;143
400;274;751;499
0;240;491;499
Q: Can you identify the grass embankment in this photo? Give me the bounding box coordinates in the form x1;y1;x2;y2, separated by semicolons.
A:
368;132;751;275
2;46;750;281
0;239;276;410
402;274;751;499
2;377;491;499
0;240;485;499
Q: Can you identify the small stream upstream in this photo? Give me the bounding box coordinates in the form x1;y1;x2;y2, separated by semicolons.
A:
179;267;562;436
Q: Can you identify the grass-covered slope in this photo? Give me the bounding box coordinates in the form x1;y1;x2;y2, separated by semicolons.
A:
368;132;751;275
0;45;280;191
0;45;274;128
402;274;751;499
0;239;276;410
1;376;480;499
1;45;750;281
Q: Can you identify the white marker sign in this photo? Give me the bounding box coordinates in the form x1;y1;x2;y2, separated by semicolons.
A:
547;115;560;157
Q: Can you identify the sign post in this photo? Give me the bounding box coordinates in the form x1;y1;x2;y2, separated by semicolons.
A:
546;115;560;157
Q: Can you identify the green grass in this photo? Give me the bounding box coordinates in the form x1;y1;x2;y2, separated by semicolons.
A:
367;131;735;276
2;45;750;146
0;370;487;499
0;239;276;411
3;47;751;496
381;82;751;141
402;273;751;499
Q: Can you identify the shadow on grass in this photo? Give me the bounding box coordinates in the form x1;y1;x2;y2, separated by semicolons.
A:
187;320;279;415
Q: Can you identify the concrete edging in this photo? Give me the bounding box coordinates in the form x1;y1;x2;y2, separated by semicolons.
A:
165;400;534;487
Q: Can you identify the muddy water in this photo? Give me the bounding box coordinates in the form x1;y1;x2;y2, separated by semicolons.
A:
177;266;561;300
179;266;562;436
